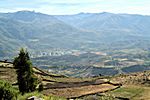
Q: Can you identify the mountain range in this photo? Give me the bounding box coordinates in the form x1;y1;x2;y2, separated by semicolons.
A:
0;11;150;57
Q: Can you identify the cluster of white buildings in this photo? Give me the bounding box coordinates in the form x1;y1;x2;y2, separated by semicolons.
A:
30;49;82;58
30;48;107;58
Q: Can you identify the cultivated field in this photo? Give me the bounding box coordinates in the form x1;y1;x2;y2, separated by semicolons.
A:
0;61;150;99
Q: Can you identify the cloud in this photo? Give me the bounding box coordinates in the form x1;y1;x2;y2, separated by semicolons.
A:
0;0;150;15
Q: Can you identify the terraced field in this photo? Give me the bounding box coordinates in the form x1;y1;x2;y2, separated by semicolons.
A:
0;61;120;99
1;61;150;99
43;84;118;98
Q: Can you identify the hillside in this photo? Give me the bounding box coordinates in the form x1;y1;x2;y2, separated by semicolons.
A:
56;12;150;50
0;61;150;100
0;11;97;57
1;11;150;57
56;12;150;35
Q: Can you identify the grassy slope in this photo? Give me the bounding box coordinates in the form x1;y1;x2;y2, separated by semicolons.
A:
0;62;119;99
105;71;150;100
105;85;150;100
0;61;150;100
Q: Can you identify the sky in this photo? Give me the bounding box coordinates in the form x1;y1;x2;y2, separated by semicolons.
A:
0;0;150;15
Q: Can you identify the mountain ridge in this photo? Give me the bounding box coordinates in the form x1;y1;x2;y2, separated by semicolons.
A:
0;11;150;57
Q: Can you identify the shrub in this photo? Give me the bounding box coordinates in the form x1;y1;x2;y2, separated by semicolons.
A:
0;80;18;100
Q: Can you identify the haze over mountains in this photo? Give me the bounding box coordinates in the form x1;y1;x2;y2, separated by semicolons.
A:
0;11;150;57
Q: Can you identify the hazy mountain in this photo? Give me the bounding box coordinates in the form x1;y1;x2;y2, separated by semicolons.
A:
56;12;150;45
56;12;150;50
56;12;150;35
0;11;98;56
0;11;150;57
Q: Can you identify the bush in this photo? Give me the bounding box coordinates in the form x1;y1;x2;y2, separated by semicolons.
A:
0;80;18;100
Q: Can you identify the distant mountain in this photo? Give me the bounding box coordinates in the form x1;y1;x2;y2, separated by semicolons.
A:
0;11;150;57
56;12;150;50
56;12;150;35
56;12;150;43
0;11;97;57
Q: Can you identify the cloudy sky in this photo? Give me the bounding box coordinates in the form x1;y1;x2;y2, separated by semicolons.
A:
0;0;150;15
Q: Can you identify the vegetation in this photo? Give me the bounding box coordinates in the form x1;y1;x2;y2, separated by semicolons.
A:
105;85;149;100
13;48;38;94
0;80;18;100
17;92;66;100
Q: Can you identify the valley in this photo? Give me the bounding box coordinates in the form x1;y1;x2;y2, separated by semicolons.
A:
1;11;150;58
0;0;150;99
32;48;150;77
0;11;150;99
1;11;150;77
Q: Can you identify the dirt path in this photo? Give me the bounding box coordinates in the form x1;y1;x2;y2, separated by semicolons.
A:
43;84;119;98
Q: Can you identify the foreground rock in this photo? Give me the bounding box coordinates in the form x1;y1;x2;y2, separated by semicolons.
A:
27;96;43;100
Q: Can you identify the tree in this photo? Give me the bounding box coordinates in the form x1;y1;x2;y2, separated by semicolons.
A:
13;48;37;94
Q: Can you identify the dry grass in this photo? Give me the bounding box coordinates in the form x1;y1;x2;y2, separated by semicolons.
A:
0;66;17;83
0;62;120;99
43;84;118;98
106;84;150;100
110;85;150;100
1;62;150;99
131;86;150;100
111;71;150;85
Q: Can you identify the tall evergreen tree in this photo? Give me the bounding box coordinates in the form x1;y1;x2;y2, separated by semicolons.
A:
13;48;37;94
